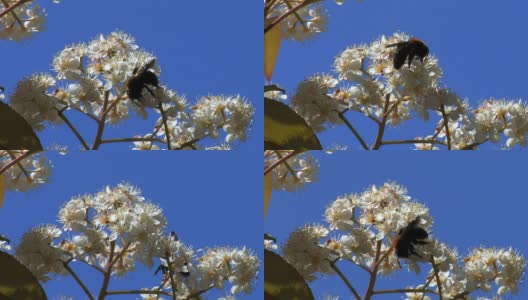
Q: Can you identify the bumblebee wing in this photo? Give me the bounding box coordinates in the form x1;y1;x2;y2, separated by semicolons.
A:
145;58;157;70
413;227;429;239
134;58;157;75
386;41;406;48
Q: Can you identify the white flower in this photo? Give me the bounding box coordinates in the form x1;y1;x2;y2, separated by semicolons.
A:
269;152;319;191
282;224;334;281
192;95;254;144
10;74;62;130
290;74;345;132
1;152;51;192
16;225;68;282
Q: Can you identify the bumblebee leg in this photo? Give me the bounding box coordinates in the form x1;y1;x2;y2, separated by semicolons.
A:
408;53;416;68
409;244;422;258
130;98;143;107
145;85;156;97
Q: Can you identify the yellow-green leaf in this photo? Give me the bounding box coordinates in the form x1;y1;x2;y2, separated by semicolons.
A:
0;251;47;300
264;24;282;81
0;101;43;150
264;250;314;300
0;174;5;208
264;98;322;150
264;172;272;217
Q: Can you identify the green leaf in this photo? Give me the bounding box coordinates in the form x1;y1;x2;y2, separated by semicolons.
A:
0;251;47;300
264;250;314;300
264;98;322;150
0;101;43;150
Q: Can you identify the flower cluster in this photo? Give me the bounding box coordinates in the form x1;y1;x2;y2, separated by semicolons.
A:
8;31;254;149
0;0;60;41
0;151;51;192
286;32;528;149
265;0;349;42
15;182;259;298
277;181;525;298
265;150;319;192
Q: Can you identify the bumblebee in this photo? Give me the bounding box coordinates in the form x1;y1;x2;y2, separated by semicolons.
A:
126;59;160;105
394;217;429;258
386;38;429;70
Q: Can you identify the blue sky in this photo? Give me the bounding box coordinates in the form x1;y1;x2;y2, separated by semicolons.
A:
1;0;262;150
271;1;528;150
0;152;262;299
265;151;528;299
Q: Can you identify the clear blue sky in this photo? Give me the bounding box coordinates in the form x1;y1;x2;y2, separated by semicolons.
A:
265;152;528;299
0;152;262;299
2;0;262;150
272;1;528;150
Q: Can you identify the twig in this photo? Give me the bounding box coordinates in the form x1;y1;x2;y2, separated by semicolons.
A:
381;139;446;146
363;241;382;300
62;262;95;300
372;93;391;150
92;91;110;150
337;110;369;150
5;150;31;180
264;0;322;33
58;109;90;150
0;0;30;19
274;150;300;182
0;150;34;176
328;259;361;300
264;150;300;175
97;241;115;300
372;288;438;295
283;0;309;30
439;105;452;150
100;137;165;145
105;290;171;296
182;285;215;300
165;254;177;300
157;104;172;150
460;139;488;150
0;0;25;29
172;138;201;150
431;257;444;300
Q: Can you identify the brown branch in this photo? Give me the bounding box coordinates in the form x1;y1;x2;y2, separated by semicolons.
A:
363;241;382;300
0;150;34;176
99;137;165;145
337;110;369;150
431;257;444;300
157;104;172;150
62;262;95;300
328;259;361;300
92;91;110;150
105;290;171;296
264;150;300;175
439;105;452;150
381;139;446;146
58;109;90;150
372;93;391;150
264;0;322;33
0;0;30;19
372;288;437;295
182;285;215;300
97;241;115;300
